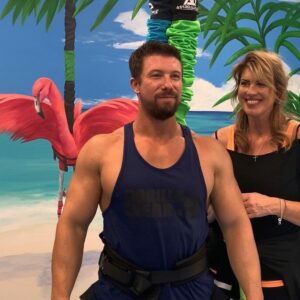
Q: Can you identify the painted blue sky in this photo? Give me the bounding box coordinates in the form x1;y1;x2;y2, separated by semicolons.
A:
0;0;299;111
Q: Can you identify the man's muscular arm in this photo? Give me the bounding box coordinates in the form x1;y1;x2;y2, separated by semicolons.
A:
51;136;103;300
208;139;263;300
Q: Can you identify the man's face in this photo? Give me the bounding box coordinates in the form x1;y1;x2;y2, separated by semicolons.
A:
131;55;182;120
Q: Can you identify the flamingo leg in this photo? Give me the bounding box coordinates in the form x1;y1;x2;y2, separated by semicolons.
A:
57;169;66;218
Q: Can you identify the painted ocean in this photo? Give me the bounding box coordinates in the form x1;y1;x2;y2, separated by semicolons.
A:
0;111;233;231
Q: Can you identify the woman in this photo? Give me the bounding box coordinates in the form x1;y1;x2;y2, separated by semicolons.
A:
209;50;300;300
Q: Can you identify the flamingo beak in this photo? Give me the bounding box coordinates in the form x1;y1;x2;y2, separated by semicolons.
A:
34;96;45;119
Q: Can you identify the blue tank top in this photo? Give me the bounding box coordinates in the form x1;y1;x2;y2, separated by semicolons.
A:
98;122;213;299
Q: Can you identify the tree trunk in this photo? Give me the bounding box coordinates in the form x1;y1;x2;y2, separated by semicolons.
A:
64;0;76;133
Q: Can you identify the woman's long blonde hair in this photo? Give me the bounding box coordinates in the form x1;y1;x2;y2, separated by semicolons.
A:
231;50;290;152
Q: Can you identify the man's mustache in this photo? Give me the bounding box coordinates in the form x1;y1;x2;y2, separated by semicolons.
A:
156;92;178;98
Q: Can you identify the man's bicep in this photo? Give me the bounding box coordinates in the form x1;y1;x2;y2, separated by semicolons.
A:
62;145;102;228
210;149;245;228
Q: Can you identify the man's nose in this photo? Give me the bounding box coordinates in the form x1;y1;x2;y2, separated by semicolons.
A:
161;76;173;89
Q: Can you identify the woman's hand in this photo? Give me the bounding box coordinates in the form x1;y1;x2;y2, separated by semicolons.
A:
242;192;279;219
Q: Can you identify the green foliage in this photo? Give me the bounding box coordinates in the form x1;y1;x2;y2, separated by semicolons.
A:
199;0;300;116
74;0;94;16
199;0;300;71
132;0;147;20
0;0;146;32
0;0;66;30
87;0;147;31
90;0;119;31
0;0;17;20
285;91;300;121
212;91;233;107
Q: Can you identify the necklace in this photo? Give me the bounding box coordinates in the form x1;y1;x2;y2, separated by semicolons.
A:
253;155;259;162
250;136;271;162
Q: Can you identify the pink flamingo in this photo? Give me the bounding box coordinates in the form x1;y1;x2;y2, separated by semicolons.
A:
0;77;139;215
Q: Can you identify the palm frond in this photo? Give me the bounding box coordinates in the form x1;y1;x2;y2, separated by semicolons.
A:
280;40;300;61
45;0;60;31
235;12;256;22
202;2;223;37
261;2;295;33
58;0;66;12
289;67;300;78
274;31;300;53
132;0;147;20
21;0;37;24
0;0;17;19
74;0;93;16
213;92;233;107
90;0;119;31
264;19;300;37
285;91;300;120
12;1;24;24
224;44;263;66
220;0;251;42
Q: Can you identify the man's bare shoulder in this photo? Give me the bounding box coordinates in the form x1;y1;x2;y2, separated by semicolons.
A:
78;127;124;160
191;132;228;155
87;127;123;146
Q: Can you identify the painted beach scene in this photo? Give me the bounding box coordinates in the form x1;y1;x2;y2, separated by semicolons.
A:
0;0;299;299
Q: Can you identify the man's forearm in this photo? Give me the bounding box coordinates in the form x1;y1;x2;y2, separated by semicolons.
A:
223;218;263;300
51;220;87;299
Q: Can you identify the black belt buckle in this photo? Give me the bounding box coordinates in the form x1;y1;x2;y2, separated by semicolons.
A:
130;269;152;295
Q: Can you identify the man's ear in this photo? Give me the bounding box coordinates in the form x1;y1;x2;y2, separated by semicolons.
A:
130;77;140;94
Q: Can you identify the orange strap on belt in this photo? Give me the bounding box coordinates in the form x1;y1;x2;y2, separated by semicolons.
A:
261;280;284;288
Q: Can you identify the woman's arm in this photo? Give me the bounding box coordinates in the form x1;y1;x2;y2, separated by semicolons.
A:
242;192;300;226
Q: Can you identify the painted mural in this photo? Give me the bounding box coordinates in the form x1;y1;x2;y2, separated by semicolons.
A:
0;0;299;299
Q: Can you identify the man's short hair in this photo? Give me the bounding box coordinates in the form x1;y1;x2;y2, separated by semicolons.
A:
129;41;182;81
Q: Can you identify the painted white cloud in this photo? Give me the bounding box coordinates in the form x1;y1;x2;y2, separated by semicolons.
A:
288;74;300;95
82;40;95;44
114;9;149;37
196;48;212;58
113;41;144;50
80;95;138;108
190;78;235;111
189;70;300;112
279;60;300;95
279;0;299;2
76;31;125;44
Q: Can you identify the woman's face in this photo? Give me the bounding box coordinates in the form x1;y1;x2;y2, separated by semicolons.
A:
238;67;276;119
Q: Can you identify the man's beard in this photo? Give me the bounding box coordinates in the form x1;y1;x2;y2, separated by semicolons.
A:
140;92;180;120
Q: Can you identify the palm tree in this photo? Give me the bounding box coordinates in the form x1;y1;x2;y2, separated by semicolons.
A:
1;0;77;132
1;0;146;131
198;0;300;117
74;0;146;30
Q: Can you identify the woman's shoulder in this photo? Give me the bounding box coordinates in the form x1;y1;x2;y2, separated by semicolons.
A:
213;124;235;148
286;119;300;140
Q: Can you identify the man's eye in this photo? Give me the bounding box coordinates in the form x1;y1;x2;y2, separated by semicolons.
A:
172;74;181;80
151;73;161;78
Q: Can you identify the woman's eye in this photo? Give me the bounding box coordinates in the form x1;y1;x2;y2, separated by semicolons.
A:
240;81;249;86
256;82;266;87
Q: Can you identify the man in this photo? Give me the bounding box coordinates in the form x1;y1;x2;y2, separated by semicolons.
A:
51;41;263;300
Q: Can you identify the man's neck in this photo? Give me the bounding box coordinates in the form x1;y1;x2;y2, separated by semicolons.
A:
133;114;181;141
